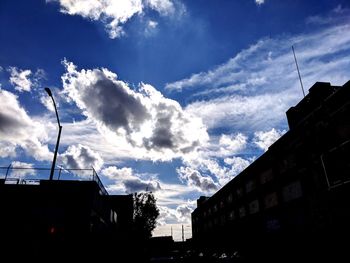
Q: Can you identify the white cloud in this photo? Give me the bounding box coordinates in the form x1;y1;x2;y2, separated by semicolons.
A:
148;20;158;29
223;156;251;177
153;223;192;241
145;20;158;36
253;128;286;151
102;165;162;193
255;0;265;5
0;142;17;158
0;89;52;160
51;0;177;39
8;67;32;92
61;60;208;161
10;161;35;178
306;5;350;25
177;166;218;192
60;144;104;172
7;67;46;93
167;24;350;94
218;133;247;156
186;90;297;131
102;165;134;180
167;23;350;136
145;0;174;15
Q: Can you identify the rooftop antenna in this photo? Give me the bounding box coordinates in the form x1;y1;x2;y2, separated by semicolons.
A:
292;45;306;97
182;225;184;242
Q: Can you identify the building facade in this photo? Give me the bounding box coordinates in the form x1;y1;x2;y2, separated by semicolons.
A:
0;176;133;257
191;81;350;259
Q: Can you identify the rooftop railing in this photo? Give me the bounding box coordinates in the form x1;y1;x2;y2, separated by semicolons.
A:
0;166;108;195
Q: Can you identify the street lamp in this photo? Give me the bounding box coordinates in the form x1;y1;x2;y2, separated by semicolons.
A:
45;87;62;181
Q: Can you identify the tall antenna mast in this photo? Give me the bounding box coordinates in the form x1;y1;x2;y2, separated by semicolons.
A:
292;45;305;97
171;226;173;238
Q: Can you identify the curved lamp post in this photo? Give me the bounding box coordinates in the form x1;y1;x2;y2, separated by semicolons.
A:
45;87;62;181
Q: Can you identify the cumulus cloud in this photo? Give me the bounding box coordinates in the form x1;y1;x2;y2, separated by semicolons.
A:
224;156;251;175
177;166;218;192
0;142;17;158
0;89;52;160
176;203;193;221
218;133;247;156
180;149;252;187
124;178;161;193
156;202;195;225
51;0;177;38
253;128;285;151
8;67;32;92
102;165;161;194
154;202;194;240
62;60;208;161
60;144;104;172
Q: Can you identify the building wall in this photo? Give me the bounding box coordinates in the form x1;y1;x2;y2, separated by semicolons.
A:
192;81;350;254
0;180;134;254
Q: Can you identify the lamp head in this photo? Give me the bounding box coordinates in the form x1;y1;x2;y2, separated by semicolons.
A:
45;87;52;97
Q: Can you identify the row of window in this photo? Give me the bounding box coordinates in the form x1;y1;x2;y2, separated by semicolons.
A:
193;180;302;225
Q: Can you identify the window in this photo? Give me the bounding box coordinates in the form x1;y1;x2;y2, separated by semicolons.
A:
220;200;225;209
265;217;281;232
238;206;246;218
220;215;226;225
227;193;233;203
110;210;118;223
321;140;350;187
260;169;273;184
264;192;278;209
245;179;256;193
282;181;302;202
236;187;244;198
214;217;219;225
228;210;235;221
248;200;259;214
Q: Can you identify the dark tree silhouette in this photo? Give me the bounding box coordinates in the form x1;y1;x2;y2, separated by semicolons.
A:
133;191;160;240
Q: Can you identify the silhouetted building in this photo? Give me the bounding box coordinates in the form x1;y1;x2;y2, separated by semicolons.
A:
0;174;133;258
192;81;350;261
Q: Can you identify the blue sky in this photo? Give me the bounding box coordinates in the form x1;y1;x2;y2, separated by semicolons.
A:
1;0;350;240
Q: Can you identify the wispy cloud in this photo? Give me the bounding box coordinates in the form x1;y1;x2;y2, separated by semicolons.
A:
166;24;350;94
8;67;32;92
167;22;350;137
8;67;45;92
